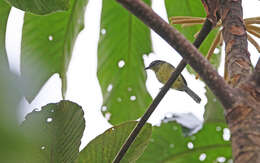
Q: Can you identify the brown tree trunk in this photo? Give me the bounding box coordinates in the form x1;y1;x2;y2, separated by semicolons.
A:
217;0;260;162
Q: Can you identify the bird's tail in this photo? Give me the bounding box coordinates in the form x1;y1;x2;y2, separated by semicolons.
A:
183;86;201;104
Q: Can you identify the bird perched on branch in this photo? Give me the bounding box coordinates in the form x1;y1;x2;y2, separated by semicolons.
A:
145;60;201;103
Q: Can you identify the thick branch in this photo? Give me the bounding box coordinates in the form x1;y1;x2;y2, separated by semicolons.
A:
217;0;260;162
117;0;236;109
220;0;252;87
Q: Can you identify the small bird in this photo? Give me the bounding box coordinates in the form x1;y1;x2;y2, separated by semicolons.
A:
145;60;201;103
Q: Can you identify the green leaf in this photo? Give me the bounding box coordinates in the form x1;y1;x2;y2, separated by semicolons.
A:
77;121;152;163
137;119;231;163
204;86;226;123
98;0;152;125
0;69;31;163
21;100;85;163
0;1;11;70
0;69;21;127
21;0;88;102
164;0;221;74
5;0;70;15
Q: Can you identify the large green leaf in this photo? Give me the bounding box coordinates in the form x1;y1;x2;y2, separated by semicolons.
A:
137;119;231;163
0;69;32;163
21;0;88;102
77;121;152;163
5;0;70;15
0;1;11;70
204;86;226;123
21;100;85;163
98;0;152;125
164;0;221;74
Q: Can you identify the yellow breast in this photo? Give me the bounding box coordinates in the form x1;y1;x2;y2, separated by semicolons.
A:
155;63;185;91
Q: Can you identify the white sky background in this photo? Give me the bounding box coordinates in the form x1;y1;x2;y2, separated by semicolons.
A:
5;0;260;148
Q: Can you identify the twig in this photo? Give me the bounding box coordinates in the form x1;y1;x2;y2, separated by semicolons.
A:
112;13;213;163
247;33;260;53
247;28;260;38
246;24;260;32
170;19;205;25
244;16;260;22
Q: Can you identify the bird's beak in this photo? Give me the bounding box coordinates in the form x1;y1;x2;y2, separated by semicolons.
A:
144;66;150;70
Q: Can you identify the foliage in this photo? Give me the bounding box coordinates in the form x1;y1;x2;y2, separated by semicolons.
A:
21;100;85;163
204;86;226;123
21;0;88;102
0;68;28;163
5;0;70;15
97;0;152;124
0;1;11;69
77;121;152;163
137;116;231;163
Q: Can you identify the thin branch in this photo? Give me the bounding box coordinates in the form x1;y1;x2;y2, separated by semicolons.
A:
205;30;222;60
247;33;260;53
245;20;260;25
194;19;213;47
170;16;206;20
182;23;204;28
170;19;205;25
112;60;187;163
244;16;260;22
247;28;260;38
116;0;236;108
112;18;213;163
246;24;260;33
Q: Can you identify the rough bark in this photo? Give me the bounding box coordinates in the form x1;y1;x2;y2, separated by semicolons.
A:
231;76;260;162
253;58;260;86
220;0;252;87
217;0;260;162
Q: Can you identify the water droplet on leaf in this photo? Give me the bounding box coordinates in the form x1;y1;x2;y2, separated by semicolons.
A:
187;142;194;149
118;60;125;68
48;35;53;41
107;84;113;92
101;28;106;35
46;117;52;123
199;153;206;161
130;95;136;101
217;156;226;163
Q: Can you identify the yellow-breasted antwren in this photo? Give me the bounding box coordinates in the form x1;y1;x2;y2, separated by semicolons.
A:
145;60;201;103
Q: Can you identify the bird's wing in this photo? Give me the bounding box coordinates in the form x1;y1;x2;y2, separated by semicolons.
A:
169;64;188;86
